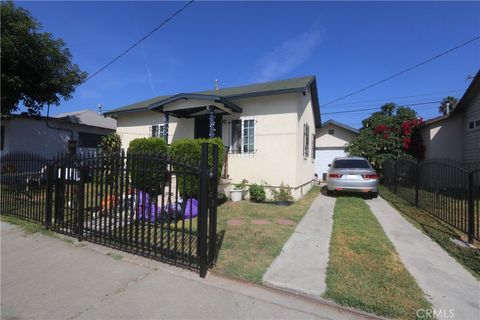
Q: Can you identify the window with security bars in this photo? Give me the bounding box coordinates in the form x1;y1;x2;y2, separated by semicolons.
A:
303;123;310;158
312;133;316;160
243;119;255;153
151;124;166;138
230;119;255;154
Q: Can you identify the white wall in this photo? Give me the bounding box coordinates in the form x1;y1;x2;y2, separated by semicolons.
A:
463;94;480;165
114;92;318;199
1;117;113;159
315;123;358;149
115;110;194;149
420;115;464;161
294;88;316;198
223;93;299;195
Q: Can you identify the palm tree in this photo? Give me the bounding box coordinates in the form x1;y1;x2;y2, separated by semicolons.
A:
439;96;458;115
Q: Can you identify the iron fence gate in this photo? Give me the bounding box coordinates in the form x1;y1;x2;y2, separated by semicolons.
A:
383;157;480;243
0;143;219;277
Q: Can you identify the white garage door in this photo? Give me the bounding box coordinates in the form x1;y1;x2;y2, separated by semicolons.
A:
315;148;347;181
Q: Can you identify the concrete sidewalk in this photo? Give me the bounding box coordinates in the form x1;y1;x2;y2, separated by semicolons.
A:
1;221;373;320
366;197;480;320
263;193;335;297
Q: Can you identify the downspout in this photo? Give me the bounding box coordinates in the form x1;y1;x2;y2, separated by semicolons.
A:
46;105;76;155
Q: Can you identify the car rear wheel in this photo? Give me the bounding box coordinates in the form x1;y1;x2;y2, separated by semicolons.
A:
370;192;378;199
327;189;335;196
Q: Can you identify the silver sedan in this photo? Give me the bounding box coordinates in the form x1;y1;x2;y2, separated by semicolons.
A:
326;157;378;197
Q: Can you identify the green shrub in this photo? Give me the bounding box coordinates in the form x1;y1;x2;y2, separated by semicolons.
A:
129;137;168;155
249;184;266;203
128;138;168;195
169;138;224;197
270;182;293;202
99;133;121;154
98;133;122;187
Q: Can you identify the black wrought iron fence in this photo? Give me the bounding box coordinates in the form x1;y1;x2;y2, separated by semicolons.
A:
383;157;480;243
0;143;219;277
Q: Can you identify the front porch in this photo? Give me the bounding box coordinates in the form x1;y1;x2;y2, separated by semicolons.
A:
149;93;243;141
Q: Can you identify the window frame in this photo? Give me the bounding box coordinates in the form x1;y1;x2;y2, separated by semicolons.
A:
312;133;316;161
241;117;255;154
303;123;310;158
151;124;166;139
229;117;256;154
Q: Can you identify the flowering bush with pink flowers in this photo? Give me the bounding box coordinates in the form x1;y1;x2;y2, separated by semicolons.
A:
347;103;425;170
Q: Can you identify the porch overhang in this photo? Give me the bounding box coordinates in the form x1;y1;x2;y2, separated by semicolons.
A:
148;93;242;118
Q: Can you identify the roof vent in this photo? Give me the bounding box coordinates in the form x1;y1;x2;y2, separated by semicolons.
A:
215;79;220;91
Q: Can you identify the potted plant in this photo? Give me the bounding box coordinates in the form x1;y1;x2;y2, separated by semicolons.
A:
230;179;248;202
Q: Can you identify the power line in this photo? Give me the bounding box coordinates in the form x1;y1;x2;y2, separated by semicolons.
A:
324;89;463;108
321;35;480;107
322;100;441;115
83;0;195;83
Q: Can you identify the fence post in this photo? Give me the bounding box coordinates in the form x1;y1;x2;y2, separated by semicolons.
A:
208;144;218;266
197;143;209;277
45;164;54;229
414;164;419;207
77;166;86;242
467;171;475;244
393;162;397;194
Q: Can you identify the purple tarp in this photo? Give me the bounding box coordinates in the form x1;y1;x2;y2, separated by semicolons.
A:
136;190;198;222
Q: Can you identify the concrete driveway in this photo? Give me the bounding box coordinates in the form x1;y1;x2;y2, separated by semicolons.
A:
263;193;335;297
1;221;374;320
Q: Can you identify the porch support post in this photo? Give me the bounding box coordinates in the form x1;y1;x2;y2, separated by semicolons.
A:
163;111;169;143
208;105;215;138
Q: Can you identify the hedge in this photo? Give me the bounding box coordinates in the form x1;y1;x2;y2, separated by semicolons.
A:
128;137;168;195
169;138;224;197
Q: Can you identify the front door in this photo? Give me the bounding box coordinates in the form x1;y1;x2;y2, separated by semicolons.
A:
194;115;222;139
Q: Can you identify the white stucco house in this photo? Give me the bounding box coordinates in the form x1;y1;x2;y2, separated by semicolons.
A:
314;120;359;181
105;76;321;199
0;110;116;159
419;71;480;166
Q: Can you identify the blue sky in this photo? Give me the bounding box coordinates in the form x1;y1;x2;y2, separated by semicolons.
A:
18;1;480;128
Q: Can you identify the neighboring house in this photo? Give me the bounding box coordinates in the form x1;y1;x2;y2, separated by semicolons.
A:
105;76;321;199
420;71;480;165
1;110;116;159
314;120;359;180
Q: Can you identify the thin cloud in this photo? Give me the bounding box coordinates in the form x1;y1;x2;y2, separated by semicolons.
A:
254;27;325;82
135;16;157;96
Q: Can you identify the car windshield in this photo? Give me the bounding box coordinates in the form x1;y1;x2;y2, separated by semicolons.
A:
333;159;370;169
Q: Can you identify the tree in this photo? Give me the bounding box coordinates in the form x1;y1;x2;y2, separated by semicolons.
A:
1;1;87;115
346;103;425;170
438;96;458;115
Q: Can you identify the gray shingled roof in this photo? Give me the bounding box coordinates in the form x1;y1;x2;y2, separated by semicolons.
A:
321;120;359;134
105;75;316;115
54;109;116;130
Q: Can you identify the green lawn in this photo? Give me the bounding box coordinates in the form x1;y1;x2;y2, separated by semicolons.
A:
379;185;480;280
213;186;321;283
324;196;432;319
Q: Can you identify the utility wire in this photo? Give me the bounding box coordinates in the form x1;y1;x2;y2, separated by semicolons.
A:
322;100;441;115
324;89;463;107
322;35;480;107
83;0;195;83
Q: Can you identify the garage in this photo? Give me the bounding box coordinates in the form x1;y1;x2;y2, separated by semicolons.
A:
315;148;347;181
315;120;359;181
